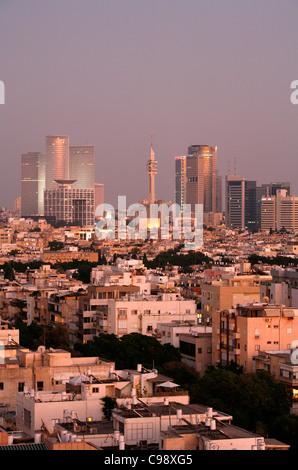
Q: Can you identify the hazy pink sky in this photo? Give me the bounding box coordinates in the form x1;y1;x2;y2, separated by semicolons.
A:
0;0;297;208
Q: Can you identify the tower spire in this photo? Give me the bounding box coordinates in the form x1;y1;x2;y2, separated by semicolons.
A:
147;134;157;204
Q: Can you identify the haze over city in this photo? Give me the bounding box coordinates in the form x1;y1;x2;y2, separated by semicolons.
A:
0;0;298;208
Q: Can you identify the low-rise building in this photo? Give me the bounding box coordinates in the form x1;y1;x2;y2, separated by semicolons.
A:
179;331;212;375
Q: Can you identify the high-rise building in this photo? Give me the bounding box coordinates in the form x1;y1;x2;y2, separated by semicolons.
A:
21;152;45;217
44;180;94;226
260;196;276;230
276;190;298;231
256;184;270;228
186;145;217;214
175;156;186;210
94;183;104;220
69;145;95;189
45;135;69;189
245;180;257;230
261;189;298;232
225;175;245;229
216;170;222;213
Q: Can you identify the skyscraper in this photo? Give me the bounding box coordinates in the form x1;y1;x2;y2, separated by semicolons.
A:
69;145;95;189
175;156;186;210
45;135;69;189
216;170;222;213
21;152;45;217
245;180;257;229
44;180;94;226
225;175;245;229
186;145;217;214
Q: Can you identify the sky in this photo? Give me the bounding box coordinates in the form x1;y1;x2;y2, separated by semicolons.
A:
0;0;297;209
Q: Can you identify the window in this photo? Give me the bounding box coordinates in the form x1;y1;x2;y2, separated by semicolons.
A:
180;341;195;357
0;383;3;390
255;345;260;351
37;381;43;391
18;382;25;392
198;348;202;354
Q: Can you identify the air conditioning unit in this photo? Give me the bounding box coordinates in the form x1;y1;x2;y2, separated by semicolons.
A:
89;427;97;434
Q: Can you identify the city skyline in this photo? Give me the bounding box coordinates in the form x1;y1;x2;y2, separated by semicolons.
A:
0;0;298;209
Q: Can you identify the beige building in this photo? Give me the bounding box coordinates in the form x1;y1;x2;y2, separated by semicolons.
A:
212;303;298;372
201;274;271;321
179;331;212;375
41;250;98;263
0;332;114;411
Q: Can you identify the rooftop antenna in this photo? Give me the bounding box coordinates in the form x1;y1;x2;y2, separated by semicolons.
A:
234;154;237;176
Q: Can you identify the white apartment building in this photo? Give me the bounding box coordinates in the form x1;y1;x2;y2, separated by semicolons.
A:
106;293;198;337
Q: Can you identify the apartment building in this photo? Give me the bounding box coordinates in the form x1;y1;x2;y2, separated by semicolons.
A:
157;321;211;348
112;401;259;449
105;293;197;337
0;331;114;411
253;348;298;414
260;268;298;308
201;274;272;321
41;250;98;263
179;331;212;375
212;303;298;372
77;285;140;342
15;364;188;442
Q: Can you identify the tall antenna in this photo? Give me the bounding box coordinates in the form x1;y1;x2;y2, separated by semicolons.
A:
234;154;237;175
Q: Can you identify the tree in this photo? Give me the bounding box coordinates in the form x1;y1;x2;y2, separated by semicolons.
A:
190;365;292;439
3;262;15;281
102;396;117;420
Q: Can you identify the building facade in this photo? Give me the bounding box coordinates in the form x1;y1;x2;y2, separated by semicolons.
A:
186;145;217;214
21;152;45;217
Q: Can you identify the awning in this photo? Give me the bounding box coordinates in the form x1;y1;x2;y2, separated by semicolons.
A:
156;381;180;388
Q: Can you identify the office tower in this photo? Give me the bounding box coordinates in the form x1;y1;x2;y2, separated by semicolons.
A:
225;175;245;229
186;145;217;213
245;180;257;229
21;152;45;217
44;180;94;226
69;145;95;189
147;142;157;204
175;156;186;210
45;135;69;189
276;190;298;231
256;184;270;227
261;196;276;230
216;170;222;213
